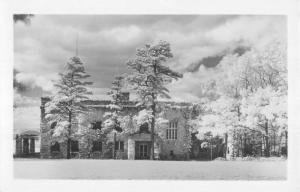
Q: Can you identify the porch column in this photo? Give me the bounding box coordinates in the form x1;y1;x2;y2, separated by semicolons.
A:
226;133;234;160
30;138;35;153
15;135;22;155
128;138;135;160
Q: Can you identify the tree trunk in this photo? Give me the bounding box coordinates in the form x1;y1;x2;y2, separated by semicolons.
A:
278;134;282;156
67;138;71;159
150;103;156;160
113;132;116;159
285;130;288;156
67;112;72;159
243;133;247;157
261;135;264;156
264;121;270;157
224;133;228;159
273;131;276;156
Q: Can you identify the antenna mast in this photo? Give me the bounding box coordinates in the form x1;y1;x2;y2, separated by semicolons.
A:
75;33;79;56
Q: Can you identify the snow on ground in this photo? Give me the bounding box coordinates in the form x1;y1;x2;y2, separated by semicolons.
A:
14;159;286;180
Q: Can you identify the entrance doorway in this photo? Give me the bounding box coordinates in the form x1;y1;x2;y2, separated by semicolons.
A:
135;141;151;159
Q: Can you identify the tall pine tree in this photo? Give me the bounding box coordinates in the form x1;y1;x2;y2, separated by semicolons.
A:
126;41;182;159
45;56;93;159
103;75;124;159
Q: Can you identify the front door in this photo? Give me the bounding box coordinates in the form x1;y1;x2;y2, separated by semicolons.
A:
135;141;151;159
139;144;148;159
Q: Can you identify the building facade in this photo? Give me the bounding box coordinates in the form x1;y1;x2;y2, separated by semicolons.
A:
40;93;196;160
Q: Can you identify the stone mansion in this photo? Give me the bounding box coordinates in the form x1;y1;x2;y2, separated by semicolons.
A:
39;92;220;160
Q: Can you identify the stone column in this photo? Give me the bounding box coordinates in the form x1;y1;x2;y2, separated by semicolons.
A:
128;138;135;160
226;133;234;160
40;97;51;158
30;138;35;153
15;135;22;155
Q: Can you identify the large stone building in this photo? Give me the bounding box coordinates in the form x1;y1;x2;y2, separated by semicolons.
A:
40;93;199;160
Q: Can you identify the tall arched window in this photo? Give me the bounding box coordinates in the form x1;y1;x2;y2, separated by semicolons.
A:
166;120;178;140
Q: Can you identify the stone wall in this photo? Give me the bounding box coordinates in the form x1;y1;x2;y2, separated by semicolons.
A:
159;108;191;160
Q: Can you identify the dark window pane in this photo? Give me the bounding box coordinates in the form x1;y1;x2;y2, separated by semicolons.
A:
114;142;118;150
71;140;79;152
51;142;60;152
139;123;149;133
92;141;102;152
120;141;124;151
92;121;102;130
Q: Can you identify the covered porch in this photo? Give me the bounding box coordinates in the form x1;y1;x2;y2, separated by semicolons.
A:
14;130;40;158
127;133;162;160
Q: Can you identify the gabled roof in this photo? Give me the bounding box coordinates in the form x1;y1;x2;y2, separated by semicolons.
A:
19;130;40;136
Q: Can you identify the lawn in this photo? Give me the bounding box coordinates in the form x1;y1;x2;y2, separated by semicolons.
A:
14;159;286;180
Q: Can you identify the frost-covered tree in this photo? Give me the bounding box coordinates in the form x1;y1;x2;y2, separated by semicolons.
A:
126;41;182;159
102;76;125;159
193;40;287;158
45;56;93;159
241;86;287;157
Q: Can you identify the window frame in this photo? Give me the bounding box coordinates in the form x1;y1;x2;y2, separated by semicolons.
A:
92;141;102;152
70;140;79;153
114;141;124;152
166;120;178;140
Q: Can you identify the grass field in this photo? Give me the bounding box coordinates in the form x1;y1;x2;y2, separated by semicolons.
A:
14;159;286;180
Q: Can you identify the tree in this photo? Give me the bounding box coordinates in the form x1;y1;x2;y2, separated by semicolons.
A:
13;14;34;24
193;40;287;158
241;86;287;157
45;56;93;159
126;41;183;159
102;76;125;159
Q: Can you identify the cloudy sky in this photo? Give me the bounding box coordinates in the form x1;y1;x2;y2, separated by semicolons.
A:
13;15;286;132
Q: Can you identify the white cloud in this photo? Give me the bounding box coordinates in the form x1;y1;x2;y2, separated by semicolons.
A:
14;91;40;107
207;16;286;50
102;25;142;43
15;72;56;92
13;15;286;104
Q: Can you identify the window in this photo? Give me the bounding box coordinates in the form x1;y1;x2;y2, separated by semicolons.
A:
51;142;60;152
70;140;79;152
166;121;178;140
92;141;102;152
92;121;102;130
114;141;124;151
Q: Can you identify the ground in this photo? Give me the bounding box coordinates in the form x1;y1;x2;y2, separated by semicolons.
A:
14;159;286;180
